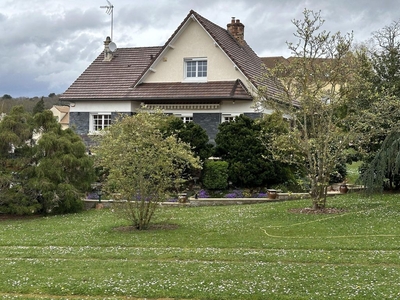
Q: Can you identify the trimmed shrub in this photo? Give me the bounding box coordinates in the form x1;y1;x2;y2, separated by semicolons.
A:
202;160;229;190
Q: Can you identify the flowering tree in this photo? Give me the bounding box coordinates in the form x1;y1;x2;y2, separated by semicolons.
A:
95;110;201;230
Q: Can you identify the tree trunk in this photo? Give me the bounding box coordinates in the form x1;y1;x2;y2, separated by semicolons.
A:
311;185;327;210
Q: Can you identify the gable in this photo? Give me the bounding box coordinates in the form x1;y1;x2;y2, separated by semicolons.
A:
143;18;248;86
61;10;281;102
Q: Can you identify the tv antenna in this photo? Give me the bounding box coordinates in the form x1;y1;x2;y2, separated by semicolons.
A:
100;0;114;41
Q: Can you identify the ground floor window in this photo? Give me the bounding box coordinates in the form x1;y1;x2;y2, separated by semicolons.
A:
223;115;238;122
92;114;112;131
181;116;193;123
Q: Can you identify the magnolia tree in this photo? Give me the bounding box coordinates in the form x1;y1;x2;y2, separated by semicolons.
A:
95;110;201;230
259;9;356;209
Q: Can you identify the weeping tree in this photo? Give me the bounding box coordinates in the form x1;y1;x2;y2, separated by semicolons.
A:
258;9;356;209
361;132;400;191
95;110;201;230
355;20;400;190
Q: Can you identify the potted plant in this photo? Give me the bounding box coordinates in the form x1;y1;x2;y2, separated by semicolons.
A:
339;180;348;194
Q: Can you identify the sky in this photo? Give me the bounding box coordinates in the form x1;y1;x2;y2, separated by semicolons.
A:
1;0;399;98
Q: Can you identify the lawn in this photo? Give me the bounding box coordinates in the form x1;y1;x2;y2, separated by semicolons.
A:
1;193;400;299
346;161;362;184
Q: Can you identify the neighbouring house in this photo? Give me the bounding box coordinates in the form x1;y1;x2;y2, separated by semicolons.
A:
50;105;70;130
61;10;281;144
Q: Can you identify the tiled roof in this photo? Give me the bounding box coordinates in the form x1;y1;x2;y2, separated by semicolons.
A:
62;47;162;100
128;80;253;101
261;56;289;69
191;11;281;98
61;10;280;101
53;105;70;113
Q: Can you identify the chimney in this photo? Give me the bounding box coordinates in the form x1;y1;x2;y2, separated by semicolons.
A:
103;36;113;61
227;17;245;45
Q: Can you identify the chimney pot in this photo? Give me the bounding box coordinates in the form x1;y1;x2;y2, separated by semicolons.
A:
103;36;113;61
227;17;245;45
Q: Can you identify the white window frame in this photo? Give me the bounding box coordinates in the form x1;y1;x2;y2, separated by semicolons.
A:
90;113;112;133
175;114;193;124
181;116;193;123
222;114;239;123
184;58;207;82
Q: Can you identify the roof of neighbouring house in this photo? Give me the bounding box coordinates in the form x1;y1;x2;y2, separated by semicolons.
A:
51;105;70;125
261;56;290;69
61;10;280;101
52;105;70;114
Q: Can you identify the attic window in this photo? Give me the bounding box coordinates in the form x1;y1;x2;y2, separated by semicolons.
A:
184;58;207;81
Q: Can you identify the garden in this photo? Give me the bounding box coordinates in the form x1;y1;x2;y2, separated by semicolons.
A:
1;193;400;299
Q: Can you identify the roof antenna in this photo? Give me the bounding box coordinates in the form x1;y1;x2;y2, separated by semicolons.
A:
100;0;114;41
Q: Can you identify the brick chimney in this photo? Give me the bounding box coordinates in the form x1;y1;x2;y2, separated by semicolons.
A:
103;36;113;61
227;17;245;45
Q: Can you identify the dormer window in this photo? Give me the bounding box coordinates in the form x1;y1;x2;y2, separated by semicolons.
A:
184;58;207;81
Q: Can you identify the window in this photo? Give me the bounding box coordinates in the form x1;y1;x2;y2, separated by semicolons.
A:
92;114;112;131
185;58;207;80
223;116;236;123
181;116;193;123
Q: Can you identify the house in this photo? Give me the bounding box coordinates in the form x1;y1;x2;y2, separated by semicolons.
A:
61;10;280;144
50;105;70;130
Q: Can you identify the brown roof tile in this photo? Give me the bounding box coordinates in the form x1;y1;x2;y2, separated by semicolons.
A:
61;10;281;101
128;80;252;101
261;56;289;69
61;47;162;100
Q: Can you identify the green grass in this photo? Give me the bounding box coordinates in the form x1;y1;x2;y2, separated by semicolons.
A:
1;194;400;299
347;161;362;184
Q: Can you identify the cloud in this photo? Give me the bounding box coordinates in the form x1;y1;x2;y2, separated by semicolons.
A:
2;0;400;97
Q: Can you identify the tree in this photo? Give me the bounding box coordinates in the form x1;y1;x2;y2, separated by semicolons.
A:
161;116;213;161
33;97;45;115
370;20;400;98
259;9;355;209
215;114;294;189
354;20;400;190
0;107;94;214
95;110;201;230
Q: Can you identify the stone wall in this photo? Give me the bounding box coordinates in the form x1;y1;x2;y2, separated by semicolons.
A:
193;113;221;144
70;112;89;135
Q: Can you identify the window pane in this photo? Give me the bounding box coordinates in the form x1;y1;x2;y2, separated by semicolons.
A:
93;115;101;130
197;61;207;77
103;115;112;128
186;61;196;77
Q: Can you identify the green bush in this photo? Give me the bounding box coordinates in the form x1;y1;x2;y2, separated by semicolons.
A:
202;160;229;190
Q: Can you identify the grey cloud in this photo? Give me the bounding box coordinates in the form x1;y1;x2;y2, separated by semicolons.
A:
3;0;400;98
